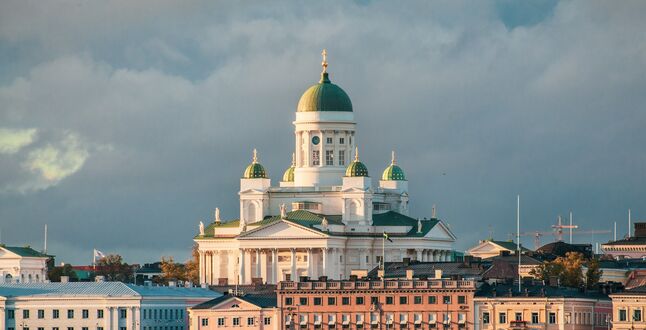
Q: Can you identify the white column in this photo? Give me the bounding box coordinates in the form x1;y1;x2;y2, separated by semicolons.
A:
244;248;253;283
239;248;246;285
272;249;278;283
260;250;268;284
322;248;328;277
205;252;211;285
0;307;5;330
228;250;236;284
198;251;205;284
416;249;422;262
291;248;297;280
134;307;140;330
255;249;261;279
112;307;119;330
213;251;221;284
338;248;345;279
307;248;313;278
359;249;366;270
105;307;112;330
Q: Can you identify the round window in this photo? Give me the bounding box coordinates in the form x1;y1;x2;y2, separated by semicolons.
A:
311;136;320;145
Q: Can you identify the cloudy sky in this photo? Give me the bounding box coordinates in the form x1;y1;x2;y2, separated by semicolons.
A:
1;0;645;265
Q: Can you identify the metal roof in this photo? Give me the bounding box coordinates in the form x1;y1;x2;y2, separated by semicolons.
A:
0;282;220;299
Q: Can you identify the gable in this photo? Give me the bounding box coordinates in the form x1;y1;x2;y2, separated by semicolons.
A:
212;297;263;311
467;241;511;255
426;222;457;241
238;220;328;239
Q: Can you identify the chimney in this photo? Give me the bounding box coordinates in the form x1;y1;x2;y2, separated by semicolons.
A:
434;269;443;279
635;222;646;238
500;250;511;257
60;276;69;283
406;269;414;280
168;280;176;287
377;270;385;279
95;275;105;283
318;276;328;282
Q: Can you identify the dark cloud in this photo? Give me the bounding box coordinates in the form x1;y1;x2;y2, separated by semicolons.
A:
1;0;645;263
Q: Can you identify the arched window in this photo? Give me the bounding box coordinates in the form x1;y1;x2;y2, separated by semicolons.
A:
247;202;257;222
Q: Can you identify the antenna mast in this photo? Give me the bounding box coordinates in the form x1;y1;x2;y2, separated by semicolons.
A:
569;211;573;244
628;209;632;238
517;195;521;292
44;224;48;254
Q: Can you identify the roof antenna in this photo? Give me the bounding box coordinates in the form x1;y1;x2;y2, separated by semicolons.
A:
43;224;48;254
431;204;436;219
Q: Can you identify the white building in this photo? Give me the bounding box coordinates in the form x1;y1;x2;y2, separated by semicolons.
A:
194;51;457;286
0;282;220;330
0;245;49;283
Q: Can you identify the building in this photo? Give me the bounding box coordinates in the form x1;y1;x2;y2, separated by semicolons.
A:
467;240;530;260
194;52;457;286
367;259;485;281
0;245;50;283
602;222;646;259
481;253;542;281
535;241;593;260
609;285;646;329
276;276;476;329
0;281;220;330
189;293;278;330
474;283;612;330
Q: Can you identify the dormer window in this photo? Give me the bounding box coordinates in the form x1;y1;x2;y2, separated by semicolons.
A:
373;202;391;213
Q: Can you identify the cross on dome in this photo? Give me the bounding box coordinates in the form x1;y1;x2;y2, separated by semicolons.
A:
321;49;328;73
354;146;359;161
252;148;258;163
391;150;397;165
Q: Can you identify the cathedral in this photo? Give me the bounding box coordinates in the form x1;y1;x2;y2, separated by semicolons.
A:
194;51;457;286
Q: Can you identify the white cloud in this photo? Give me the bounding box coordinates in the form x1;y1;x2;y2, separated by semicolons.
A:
0;128;37;154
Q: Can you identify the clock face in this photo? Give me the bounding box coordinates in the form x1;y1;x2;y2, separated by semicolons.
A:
312;136;320;145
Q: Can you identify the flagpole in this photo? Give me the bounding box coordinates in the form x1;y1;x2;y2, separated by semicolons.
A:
517;195;521;292
382;232;385;271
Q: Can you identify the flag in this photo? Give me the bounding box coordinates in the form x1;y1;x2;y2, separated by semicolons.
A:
383;232;393;243
93;249;106;262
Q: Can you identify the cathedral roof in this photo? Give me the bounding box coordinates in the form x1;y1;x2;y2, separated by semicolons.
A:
345;147;369;177
381;151;406;181
297;51;352;112
281;153;295;182
242;149;268;179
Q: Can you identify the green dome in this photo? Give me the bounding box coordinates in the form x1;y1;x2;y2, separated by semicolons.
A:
282;153;296;182
382;164;406;181
345;160;369;177
242;149;268;179
297;72;353;112
381;152;406;180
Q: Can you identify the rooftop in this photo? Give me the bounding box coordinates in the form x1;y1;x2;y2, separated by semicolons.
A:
0;282;220;299
367;261;484;279
277;278;476;291
0;245;50;258
476;283;610;300
192;292;277;309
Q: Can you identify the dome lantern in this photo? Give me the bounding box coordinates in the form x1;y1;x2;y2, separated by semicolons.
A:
345;147;369;177
381;151;406;181
297;50;353;112
242;149;268;179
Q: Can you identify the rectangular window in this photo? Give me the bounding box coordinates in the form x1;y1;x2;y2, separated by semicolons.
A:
532;312;539;324
428;296;437;304
635;310;642;322
340;137;345;144
342;297;351;305
120;309;127;319
218;317;225;326
38;309;44;319
338;150;345;166
82;309;89;319
325;150;334;165
619;310;627;322
328;297;336;305
386;296;394;305
312;150;320;165
457;296;466;304
399;296;408;304
482;312;490;324
53;309;59;319
248;317;255;326
326;137;333;144
23;309;30;319
285;297;293;305
314;297;323;305
515;312;522;321
499;313;507;324
233;317;240;326
371;296;379;305
414;296;422;304
67;309;74;319
443;296;451;304
549;312;556;324
82;327;88;330
97;309;104;319
7;309;15;319
356;296;365;305
299;297;308;306
264;317;272;325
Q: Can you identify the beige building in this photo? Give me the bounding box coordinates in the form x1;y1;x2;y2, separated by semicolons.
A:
467;240;530;260
474;284;611;330
188;293;278;330
609;285;646;330
0;245;49;283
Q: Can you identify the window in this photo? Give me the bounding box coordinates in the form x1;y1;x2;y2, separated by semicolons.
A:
635;310;642;322
7;309;15;319
342;297;351;305
82;327;88;330
413;296;422;304
264;317;272;325
97;309;104;319
371;296;379;305
619;309;627;322
233;317;240;326
201;318;209;326
120;309;127;319
23;309;30;319
97;328;103;330
82;309;89;319
443;296;451;304
312;150;320;165
399;296;408;304
38;309;44;319
248;317;255;326
326;137;333;144
38;328;45;330
314;297;323;305
532;312;539;324
356;296;365;305
218;317;225;326
325;150;334;165
549;312;556;324
338;150;345;166
499;313;507;324
482;312;490;324
68;309;74;319
285;297;293;305
299;297;308;306
428;296;437;304
515;312;522;321
53;309;59;319
328;297;336;305
457;296;466;304
386;296;394;305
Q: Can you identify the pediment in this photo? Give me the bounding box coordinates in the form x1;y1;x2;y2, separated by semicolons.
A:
467;241;509;255
426;222;457;241
239;188;268;195
210;296;263;310
238;220;328;239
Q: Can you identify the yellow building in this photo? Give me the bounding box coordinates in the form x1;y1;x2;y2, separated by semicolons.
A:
189;293;278;330
609;285;646;330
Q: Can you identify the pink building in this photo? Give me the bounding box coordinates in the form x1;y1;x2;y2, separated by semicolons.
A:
189;293;278;330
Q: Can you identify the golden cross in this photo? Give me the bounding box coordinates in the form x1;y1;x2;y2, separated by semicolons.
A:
321;49;328;73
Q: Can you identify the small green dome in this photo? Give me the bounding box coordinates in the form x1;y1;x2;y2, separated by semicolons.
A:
381;151;406;181
345;148;369;177
297;72;353;112
242;149;268;179
282;153;296;182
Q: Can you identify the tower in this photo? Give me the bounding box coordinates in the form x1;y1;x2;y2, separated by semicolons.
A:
239;149;270;229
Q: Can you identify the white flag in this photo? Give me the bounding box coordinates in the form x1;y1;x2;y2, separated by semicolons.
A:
93;249;106;261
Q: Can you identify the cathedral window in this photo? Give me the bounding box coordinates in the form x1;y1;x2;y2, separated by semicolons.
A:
340;137;345;144
325;150;334;165
312;150;320;165
338;150;345;165
326;137;333;144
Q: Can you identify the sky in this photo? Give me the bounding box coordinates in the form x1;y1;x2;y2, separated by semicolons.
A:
1;0;645;265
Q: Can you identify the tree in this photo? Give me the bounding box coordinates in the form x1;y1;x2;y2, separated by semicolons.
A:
95;254;133;282
530;252;588;287
48;264;78;282
585;258;602;289
161;257;186;282
184;243;199;284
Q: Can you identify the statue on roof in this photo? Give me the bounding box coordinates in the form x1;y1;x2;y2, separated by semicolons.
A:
199;221;205;236
417;218;422;233
280;203;287;219
215;207;221;224
322;217;329;231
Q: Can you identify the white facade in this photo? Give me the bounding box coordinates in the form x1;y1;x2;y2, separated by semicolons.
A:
0;246;49;284
194;56;457;286
0;282;220;330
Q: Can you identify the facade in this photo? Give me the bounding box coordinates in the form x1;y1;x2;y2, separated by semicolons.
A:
194;52;456;286
609;285;646;330
474;284;612;330
466;241;529;260
276;277;476;329
0;282;220;330
189;293;278;330
602;222;646;259
0;245;49;283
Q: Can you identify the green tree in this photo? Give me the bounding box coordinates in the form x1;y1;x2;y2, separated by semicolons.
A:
530;252;588;287
48;264;78;282
585;258;602;289
161;257;186;282
95;254;133;282
184;243;199;284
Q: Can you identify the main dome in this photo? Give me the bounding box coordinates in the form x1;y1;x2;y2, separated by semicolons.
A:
297;72;353;112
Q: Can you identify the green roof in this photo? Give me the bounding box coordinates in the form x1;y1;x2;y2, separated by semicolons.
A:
282;165;295;182
243;163;267;179
345;160;369;177
381;164;406;181
1;246;49;258
297;72;353;112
